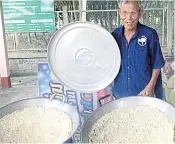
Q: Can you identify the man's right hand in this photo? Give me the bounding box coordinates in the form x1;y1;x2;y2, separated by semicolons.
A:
138;85;154;96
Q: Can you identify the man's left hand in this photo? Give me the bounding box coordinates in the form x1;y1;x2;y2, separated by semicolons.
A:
138;85;154;96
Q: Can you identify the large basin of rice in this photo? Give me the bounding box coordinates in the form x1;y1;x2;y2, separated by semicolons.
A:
0;106;73;143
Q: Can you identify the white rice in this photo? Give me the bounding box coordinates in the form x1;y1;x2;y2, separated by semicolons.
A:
89;105;175;143
0;106;72;143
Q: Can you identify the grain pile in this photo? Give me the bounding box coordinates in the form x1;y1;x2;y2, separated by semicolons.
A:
0;106;72;143
89;105;175;143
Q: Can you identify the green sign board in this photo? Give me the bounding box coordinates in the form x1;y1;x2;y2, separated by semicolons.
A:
2;0;56;32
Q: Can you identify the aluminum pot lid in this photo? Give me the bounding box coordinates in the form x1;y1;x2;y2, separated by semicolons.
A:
48;22;121;93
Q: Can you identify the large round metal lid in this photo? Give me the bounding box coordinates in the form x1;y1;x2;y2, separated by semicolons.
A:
48;22;121;93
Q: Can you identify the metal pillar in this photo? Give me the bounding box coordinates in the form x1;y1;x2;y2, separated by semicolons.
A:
167;1;173;55
79;0;87;21
82;0;87;21
63;6;69;25
174;1;175;56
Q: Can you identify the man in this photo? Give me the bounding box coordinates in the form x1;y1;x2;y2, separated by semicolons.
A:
111;0;165;99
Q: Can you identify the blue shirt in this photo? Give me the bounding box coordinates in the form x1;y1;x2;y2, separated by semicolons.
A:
111;22;165;99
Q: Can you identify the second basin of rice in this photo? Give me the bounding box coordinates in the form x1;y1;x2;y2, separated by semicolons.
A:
89;105;175;143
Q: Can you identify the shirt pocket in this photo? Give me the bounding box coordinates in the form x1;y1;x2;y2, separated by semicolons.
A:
134;47;148;68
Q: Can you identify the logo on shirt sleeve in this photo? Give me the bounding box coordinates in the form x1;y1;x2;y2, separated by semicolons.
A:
138;36;147;46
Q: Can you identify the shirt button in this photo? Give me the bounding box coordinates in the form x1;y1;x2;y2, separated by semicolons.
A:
127;55;129;58
128;78;130;80
127;67;129;69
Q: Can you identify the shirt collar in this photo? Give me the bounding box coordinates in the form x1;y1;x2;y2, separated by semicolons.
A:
119;22;141;39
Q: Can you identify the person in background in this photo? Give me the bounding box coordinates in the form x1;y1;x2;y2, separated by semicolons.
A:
111;0;165;99
164;58;175;105
164;57;174;80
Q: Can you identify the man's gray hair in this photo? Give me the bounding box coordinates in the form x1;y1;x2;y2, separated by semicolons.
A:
119;0;142;9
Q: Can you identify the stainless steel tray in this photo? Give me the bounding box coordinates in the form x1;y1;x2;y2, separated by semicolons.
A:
0;97;80;143
81;96;175;143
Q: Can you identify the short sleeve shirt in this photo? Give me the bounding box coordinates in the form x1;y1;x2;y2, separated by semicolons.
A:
111;22;165;99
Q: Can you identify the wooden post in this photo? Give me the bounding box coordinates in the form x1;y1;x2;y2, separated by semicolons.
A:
0;1;11;88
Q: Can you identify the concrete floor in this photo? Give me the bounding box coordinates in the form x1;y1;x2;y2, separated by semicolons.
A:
0;76;37;108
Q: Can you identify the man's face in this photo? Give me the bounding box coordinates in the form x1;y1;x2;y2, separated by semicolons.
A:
119;2;142;31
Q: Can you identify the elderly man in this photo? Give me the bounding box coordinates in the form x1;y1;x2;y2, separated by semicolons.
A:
111;0;165;99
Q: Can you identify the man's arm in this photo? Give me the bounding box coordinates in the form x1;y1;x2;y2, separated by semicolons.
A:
148;69;160;87
138;69;160;96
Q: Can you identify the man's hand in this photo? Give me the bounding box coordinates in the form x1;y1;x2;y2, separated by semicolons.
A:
138;69;161;97
138;85;154;96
